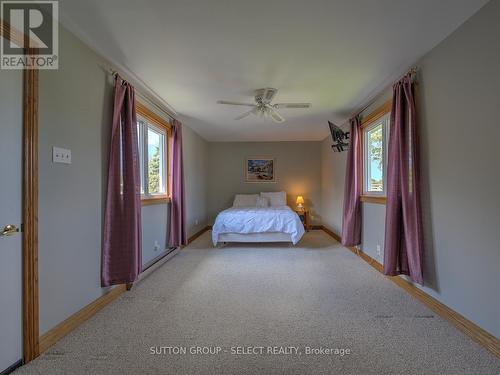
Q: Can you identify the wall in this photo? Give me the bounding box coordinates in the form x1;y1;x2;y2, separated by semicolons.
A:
38;24;114;334
208;141;322;223
141;204;169;267
416;0;500;338
320;0;500;338
320;138;346;234
182;122;209;237
38;24;208;334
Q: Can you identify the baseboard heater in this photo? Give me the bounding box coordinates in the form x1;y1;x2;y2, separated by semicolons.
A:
142;247;177;273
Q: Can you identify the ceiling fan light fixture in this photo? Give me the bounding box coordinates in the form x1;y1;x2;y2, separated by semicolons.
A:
217;88;311;124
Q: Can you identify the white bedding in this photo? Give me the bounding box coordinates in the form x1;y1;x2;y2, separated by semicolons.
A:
212;206;305;245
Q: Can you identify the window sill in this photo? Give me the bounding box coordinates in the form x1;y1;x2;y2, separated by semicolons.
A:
141;195;171;206
360;195;387;205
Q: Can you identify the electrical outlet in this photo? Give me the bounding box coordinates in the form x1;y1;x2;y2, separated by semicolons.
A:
154;241;160;251
376;245;381;258
52;146;71;164
195;219;199;225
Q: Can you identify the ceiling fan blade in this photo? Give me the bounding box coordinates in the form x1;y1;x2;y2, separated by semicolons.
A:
234;108;258;120
269;108;285;123
263;88;278;104
217;100;256;107
255;88;278;104
273;103;311;109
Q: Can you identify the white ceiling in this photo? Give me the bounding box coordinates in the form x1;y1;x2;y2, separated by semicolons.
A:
59;0;488;141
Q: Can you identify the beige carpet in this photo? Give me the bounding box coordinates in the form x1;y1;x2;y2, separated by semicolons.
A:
15;231;499;374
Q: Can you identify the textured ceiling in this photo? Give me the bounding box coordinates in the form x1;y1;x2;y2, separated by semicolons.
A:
59;0;488;141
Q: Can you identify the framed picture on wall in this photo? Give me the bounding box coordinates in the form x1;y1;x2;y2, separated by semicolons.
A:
245;157;276;183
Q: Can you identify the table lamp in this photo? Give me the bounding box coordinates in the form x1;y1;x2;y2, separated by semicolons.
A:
296;195;304;210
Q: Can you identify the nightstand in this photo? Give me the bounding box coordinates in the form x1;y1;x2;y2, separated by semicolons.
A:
295;209;309;231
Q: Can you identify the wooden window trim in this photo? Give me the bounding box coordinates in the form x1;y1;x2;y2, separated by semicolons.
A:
360;99;392;129
136;102;172;199
141;195;171;206
360;195;387;205
136;102;171;131
360;99;392;203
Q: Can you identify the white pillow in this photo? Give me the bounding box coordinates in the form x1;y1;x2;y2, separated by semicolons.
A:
256;196;269;208
260;191;287;207
233;194;259;207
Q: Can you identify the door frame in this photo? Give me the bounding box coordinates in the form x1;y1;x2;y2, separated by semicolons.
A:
1;21;40;364
22;66;39;363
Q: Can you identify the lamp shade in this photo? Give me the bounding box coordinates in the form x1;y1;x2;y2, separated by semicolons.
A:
296;196;304;205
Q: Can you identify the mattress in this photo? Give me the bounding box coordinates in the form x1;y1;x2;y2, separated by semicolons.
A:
212;205;305;245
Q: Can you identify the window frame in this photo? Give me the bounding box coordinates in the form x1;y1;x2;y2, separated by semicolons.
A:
360;99;391;205
136;102;172;205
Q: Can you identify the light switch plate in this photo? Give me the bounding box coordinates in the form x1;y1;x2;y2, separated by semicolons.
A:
52;146;71;164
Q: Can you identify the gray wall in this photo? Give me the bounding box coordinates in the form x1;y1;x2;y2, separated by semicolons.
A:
141;204;169;268
208;141;322;224
320;139;346;235
416;0;500;338
182;123;209;236
360;203;386;265
320;0;500;338
38;24;208;334
39;25;114;334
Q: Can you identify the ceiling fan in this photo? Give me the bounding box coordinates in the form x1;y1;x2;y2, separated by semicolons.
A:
217;88;311;123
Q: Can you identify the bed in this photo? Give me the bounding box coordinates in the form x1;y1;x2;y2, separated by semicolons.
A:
211;192;305;246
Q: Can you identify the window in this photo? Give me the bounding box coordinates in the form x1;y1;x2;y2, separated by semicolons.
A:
136;103;171;203
362;103;390;201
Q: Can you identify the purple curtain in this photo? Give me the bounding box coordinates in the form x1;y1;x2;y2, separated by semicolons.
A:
168;119;187;247
341;116;362;246
384;74;424;284
101;76;142;287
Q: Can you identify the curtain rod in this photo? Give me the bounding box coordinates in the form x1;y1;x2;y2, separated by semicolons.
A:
106;67;178;124
353;66;418;119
